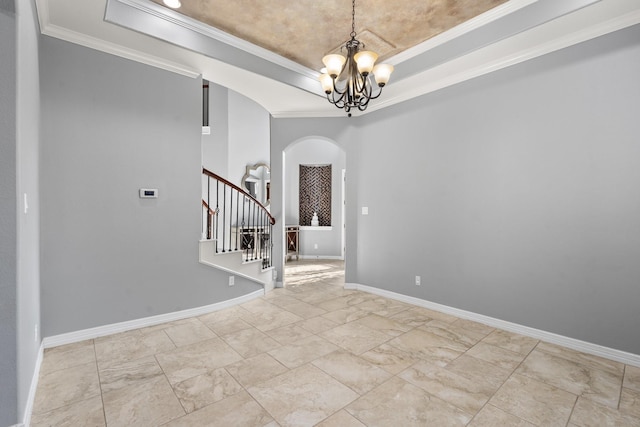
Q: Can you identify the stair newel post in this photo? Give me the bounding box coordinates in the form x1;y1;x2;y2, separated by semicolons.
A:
202;177;211;240
241;194;246;261
264;210;268;265
246;200;250;261
235;190;240;251
222;183;227;252
260;210;266;268
252;200;257;261
257;208;262;263
260;209;265;264
206;176;211;240
252;198;258;261
228;186;233;252
215;180;220;253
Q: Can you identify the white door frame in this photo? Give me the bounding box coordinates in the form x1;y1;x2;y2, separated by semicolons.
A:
341;168;346;260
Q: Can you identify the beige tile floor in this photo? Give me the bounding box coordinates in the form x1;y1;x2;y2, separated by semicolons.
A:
31;260;640;426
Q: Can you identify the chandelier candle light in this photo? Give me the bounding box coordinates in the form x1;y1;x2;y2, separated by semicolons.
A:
319;0;394;116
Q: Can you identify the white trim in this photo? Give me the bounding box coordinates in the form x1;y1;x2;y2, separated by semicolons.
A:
298;255;344;261
21;343;43;427
41;24;200;78
37;0;640;118
119;0;537;74
365;8;640;116
115;0;319;80
345;283;640;367
198;244;274;289
344;282;359;291
42;290;263;348
35;0;200;79
275;7;640;119
299;226;333;231
34;0;50;33
341;169;346;262
388;0;540;65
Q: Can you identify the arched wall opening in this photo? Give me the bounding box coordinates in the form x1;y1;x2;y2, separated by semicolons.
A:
281;136;346;286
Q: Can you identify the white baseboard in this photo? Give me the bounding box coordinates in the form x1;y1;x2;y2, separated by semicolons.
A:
42;289;264;348
345;283;640;367
298;255;344;260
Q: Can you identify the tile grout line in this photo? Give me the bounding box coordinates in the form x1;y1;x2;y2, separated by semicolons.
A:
93;339;109;427
565;394;580;427
469;334;543;425
618;364;626;411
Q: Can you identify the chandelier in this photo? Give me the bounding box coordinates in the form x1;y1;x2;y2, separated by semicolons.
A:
319;0;394;116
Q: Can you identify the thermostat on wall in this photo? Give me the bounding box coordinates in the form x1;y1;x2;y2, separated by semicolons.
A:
139;188;158;198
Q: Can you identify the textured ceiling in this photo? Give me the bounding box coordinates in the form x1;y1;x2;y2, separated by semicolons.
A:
151;0;508;71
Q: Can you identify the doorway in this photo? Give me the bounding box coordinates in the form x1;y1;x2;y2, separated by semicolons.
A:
281;138;346;287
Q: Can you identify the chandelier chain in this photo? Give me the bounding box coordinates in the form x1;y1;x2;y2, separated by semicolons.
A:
350;0;356;39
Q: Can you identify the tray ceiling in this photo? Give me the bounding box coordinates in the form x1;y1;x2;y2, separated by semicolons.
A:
36;0;640;117
148;0;508;71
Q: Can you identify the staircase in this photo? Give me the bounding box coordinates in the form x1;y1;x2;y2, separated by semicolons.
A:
200;167;276;290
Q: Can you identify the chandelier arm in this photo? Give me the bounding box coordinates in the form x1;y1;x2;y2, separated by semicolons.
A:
366;85;384;100
357;89;372;110
328;82;348;106
327;93;343;107
332;79;347;96
353;74;367;95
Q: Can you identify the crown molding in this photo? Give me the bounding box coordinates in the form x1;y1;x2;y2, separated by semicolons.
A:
388;0;540;65
36;0;200;78
363;5;640;116
274;5;640;119
35;0;640;117
116;0;319;81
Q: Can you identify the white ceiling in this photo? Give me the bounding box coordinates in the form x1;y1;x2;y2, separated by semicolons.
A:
36;0;640;118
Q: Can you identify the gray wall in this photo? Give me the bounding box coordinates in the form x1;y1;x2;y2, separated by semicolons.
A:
228;91;270;186
202;84;271;189
40;36;262;336
16;0;42;422
0;1;18;424
272;25;640;354
202;82;229;177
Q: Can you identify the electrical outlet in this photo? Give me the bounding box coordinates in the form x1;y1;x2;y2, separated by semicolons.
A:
415;275;421;286
314;243;318;250
229;275;235;286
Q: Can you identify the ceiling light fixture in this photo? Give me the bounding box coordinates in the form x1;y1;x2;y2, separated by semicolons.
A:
319;0;394;117
163;0;181;9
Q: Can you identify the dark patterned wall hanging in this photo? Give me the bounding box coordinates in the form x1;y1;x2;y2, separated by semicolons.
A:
299;165;332;226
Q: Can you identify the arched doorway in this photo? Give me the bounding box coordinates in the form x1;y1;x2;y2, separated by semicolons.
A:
281;137;346;288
